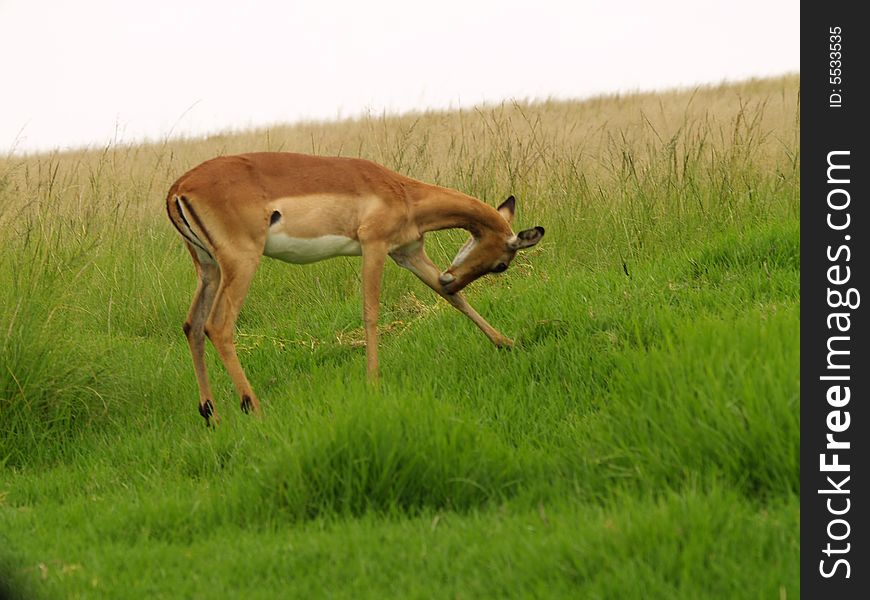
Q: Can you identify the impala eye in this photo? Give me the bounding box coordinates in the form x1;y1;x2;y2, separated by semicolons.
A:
492;262;508;273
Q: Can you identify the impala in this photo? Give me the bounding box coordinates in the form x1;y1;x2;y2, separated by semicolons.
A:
166;152;545;425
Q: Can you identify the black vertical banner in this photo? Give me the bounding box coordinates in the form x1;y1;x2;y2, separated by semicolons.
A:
801;4;869;598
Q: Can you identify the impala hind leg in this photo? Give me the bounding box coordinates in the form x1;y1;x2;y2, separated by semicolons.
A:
183;243;222;425
391;246;513;347
205;253;263;416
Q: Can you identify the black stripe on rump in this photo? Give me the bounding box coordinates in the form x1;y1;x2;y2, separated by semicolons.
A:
167;198;201;249
178;196;217;249
173;196;213;258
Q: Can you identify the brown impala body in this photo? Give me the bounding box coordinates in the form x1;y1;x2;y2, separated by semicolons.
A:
166;152;544;424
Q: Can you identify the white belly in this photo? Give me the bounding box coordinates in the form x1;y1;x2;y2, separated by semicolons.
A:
263;232;362;264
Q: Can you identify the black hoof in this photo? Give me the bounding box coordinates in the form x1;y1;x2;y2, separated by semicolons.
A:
241;394;253;414
199;399;215;425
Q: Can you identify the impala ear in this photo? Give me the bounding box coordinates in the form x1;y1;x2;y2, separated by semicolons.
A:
508;226;545;250
497;195;516;224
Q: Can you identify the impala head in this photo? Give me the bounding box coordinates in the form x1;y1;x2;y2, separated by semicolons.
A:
438;195;545;294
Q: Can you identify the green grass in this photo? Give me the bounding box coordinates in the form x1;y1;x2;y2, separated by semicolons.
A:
0;76;799;598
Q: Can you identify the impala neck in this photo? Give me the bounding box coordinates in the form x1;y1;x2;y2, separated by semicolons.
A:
411;184;511;238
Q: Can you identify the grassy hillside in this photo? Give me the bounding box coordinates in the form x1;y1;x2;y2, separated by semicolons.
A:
0;76;799;598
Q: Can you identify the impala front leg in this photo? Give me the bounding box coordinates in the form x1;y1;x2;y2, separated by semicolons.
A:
361;241;388;380
448;293;514;348
391;246;513;348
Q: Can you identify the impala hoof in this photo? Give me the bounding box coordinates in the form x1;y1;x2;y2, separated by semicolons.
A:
495;337;515;349
241;394;254;414
199;399;215;426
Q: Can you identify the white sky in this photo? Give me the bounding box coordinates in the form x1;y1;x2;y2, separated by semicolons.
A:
1;0;799;155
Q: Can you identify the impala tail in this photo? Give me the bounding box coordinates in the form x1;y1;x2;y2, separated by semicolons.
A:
166;192;215;259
